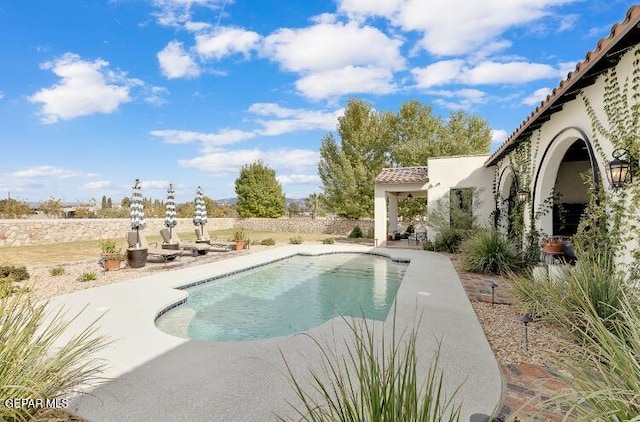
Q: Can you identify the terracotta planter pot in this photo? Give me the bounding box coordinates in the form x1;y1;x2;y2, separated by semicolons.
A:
543;243;564;253
103;259;121;271
235;241;245;251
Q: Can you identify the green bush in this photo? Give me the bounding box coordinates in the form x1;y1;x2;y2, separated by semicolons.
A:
365;227;374;239
406;224;415;234
459;229;522;275
289;236;303;245
0;289;108;422
321;237;335;244
79;272;97;282
348;225;363;238
433;228;465;253
278;312;462;421
0;265;30;281
260;238;276;246
50;267;65;276
422;239;436;251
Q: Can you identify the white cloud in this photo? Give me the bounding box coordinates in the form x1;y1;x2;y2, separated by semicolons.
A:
413;60;565;88
150;128;256;147
558;14;579;32
491;129;509;144
152;0;225;27
195;26;261;60
462;61;563;84
337;0;578;56
262;22;404;73
430;89;487;110
179;148;319;174
82;180;112;189
143;86;170;106
412;60;464;89
522;87;552;106
277;174;321;185
29;53;135;123
248;103;343;135
0;91;3;100
157;41;200;79
13;165;95;179
296;66;396;100
185;21;212;32
141;180;172;189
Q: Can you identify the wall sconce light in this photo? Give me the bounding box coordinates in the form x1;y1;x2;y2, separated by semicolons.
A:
608;148;633;189
516;188;530;204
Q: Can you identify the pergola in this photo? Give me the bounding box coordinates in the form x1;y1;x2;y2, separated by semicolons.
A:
373;167;430;246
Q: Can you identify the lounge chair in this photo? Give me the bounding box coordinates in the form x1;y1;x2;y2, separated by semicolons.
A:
408;226;427;245
160;229;210;256
126;231;180;262
195;227;235;251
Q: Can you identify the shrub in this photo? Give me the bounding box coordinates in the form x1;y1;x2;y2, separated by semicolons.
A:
406;224;415;234
422;239;436;251
260;238;276;246
0;265;30;281
542;289;640;419
79;272;97;282
277;313;462;421
0;289;108;422
99;239;118;254
433;228;465;253
510;252;628;339
321;237;335;244
459;229;522;275
348;225;363;238
289;236;303;245
50;267;65;276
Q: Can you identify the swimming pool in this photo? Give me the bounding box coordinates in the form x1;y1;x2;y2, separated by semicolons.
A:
156;253;408;342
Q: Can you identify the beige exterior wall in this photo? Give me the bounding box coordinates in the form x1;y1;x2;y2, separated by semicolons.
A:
426;155;494;241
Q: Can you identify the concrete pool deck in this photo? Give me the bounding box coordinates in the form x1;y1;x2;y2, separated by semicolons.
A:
47;245;501;421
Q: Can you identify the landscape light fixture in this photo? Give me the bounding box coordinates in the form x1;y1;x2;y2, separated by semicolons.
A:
520;314;533;352
490;282;498;306
608;148;633;188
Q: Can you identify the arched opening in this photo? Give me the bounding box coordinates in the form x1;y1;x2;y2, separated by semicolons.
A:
552;139;592;236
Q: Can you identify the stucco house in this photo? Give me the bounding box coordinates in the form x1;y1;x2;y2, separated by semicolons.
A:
375;6;640;264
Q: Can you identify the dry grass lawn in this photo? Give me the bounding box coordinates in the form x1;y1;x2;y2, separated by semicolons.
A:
0;229;344;266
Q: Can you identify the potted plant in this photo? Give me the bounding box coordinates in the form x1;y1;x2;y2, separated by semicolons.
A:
233;230;246;251
541;236;564;253
100;239;124;271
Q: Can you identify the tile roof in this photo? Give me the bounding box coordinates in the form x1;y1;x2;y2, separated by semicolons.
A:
485;5;640;167
374;167;429;184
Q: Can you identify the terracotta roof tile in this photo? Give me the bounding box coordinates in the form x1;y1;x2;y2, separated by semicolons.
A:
485;5;640;167
374;167;429;184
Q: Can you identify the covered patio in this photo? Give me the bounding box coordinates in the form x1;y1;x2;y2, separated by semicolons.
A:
373;167;430;247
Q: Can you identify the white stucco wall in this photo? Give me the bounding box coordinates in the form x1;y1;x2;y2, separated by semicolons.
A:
374;181;430;245
426;155;494;240
491;44;639;266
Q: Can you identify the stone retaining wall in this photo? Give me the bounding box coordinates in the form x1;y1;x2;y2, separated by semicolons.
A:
0;217;372;247
0;218;235;247
234;217;373;235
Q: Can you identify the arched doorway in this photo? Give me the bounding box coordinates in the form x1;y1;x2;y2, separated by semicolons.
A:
533;127;601;238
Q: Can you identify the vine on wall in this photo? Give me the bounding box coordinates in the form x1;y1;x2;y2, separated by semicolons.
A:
578;46;640;274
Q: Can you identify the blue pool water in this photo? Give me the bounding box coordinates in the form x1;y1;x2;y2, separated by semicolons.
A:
155;253;408;342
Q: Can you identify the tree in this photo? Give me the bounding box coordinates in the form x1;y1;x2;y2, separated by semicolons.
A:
0;199;32;218
305;193;321;219
107;197;112;208
318;98;492;219
288;201;300;217
235;160;285;218
203;196;228;218
39;197;63;218
101;195;107;209
318;99;391;218
121;197;131;209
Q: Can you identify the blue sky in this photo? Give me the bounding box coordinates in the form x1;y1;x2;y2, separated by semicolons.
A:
0;0;634;203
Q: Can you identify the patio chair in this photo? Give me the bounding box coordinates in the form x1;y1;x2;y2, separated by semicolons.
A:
160;229;210;256
126;231;180;262
195;226;235;251
408;226;427;245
